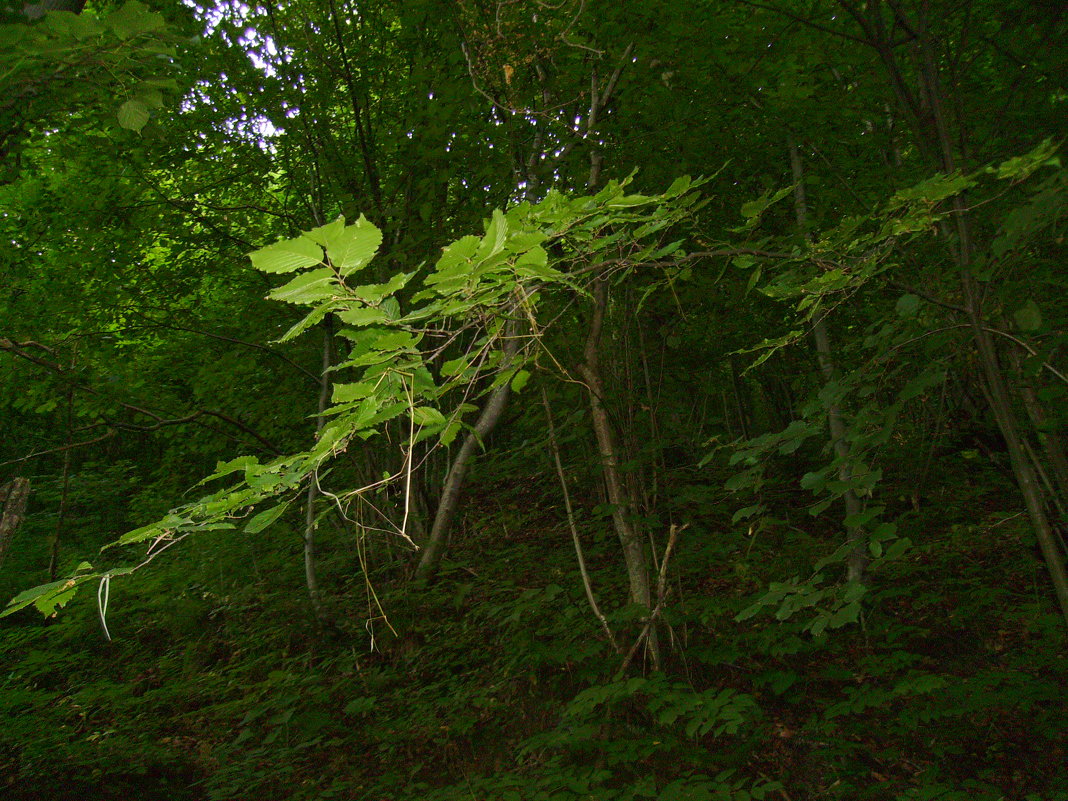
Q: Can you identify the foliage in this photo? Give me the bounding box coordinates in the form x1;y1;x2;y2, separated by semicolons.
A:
1;0;1066;798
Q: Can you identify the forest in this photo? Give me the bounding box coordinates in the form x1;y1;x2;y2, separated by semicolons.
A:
0;0;1066;799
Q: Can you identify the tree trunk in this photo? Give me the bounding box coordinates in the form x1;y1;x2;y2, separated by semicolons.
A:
0;477;31;570
579;278;655;619
303;316;334;622
21;0;88;20
849;2;1068;625
48;377;75;580
415;330;520;582
788;138;868;583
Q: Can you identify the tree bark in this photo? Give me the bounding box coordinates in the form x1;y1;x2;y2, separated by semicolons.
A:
0;477;31;571
579;278;655;625
303;317;334;622
21;0;87;20
788;138;868;583
48;389;74;580
843;1;1068;625
415;330;520;582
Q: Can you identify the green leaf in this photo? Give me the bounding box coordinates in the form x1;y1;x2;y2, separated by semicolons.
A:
303;218;346;247
354;271;414;304
991;139;1058;181
475;209;508;262
245;502;289;534
1014;300;1042;331
331;382;376;403
325;215;382;275
740;186;794;220
117;99;150;131
268;268;338;305
3;575;91;619
440;357;470;378
828;601;862;629
843;506;884;529
898;369;946;403
731;504;764;524
337;306;388;327
277;302;337;343
889;172;976;209
663;175;692;198
250;237;323;274
410;407;446;426
509;369;530;393
107;1;165;38
896;293;921;318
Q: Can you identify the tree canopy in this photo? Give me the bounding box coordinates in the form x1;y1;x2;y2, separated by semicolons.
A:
1;1;1065;799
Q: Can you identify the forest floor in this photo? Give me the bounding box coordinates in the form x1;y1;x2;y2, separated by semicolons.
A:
1;463;1066;801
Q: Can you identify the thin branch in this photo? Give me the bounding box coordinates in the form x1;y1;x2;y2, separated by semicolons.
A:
615;523;685;677
130;313;319;383
0;429;116;467
0;337;281;454
984;327;1068;387
733;0;871;45
542;386;621;653
887;281;967;315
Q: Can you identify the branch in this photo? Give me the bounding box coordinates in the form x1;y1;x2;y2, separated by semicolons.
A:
0;429;116;467
887;281;967;315
615;523;685;677
983;327;1068;387
542;385;621;653
732;0;871;45
129;313;319;383
0;337;281;454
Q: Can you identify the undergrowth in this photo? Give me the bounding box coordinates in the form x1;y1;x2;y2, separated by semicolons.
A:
1;463;1065;801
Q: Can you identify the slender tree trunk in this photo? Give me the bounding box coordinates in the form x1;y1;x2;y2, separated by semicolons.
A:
920;23;1068;627
728;354;752;441
850;3;1068;625
789;138;868;583
1011;347;1068;508
580;276;658;668
48;372;75;580
415;330;520;581
304;316;334;622
0;478;31;570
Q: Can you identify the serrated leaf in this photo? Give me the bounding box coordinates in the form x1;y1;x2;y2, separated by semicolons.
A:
353;271;414;304
440;357;469;378
475;209;508;262
326;216;382;275
410;407;446;426
117;99;150;131
332;382;375;403
429;235;479;282
245;502;288;534
337;306;387;326
250;237;323;274
277;302;336;343
268;268;338;305
304;217;346;247
3;578;82;618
